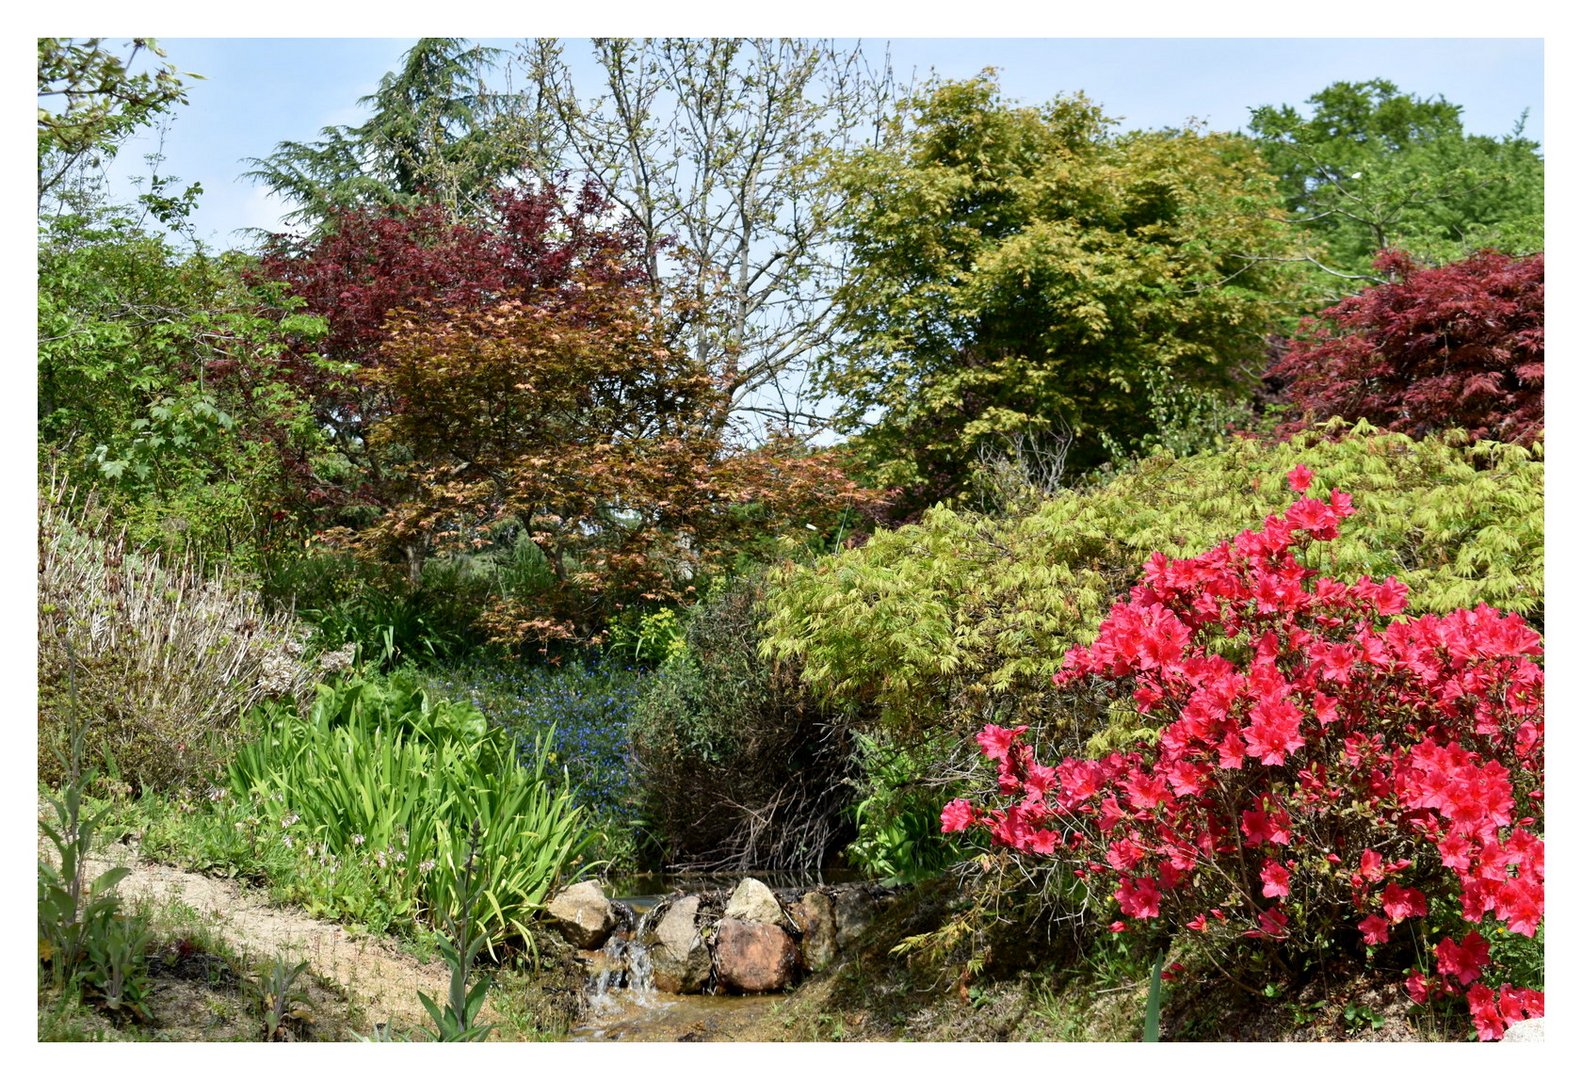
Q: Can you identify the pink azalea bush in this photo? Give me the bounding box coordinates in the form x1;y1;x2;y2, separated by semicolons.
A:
944;466;1543;1039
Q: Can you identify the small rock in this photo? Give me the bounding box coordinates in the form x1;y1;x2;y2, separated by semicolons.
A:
547;880;617;949
834;887;877;947
647;895;712;994
1503;1017;1545;1042
714;918;799;993
790;891;837;972
723;877;788;928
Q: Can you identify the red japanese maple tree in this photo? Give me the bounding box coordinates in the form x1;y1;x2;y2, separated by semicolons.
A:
1270;250;1543;446
243;180;879;646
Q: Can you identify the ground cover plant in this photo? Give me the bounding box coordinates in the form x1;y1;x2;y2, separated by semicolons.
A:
142;671;593;949
422;658;645;867
943;469;1544;1039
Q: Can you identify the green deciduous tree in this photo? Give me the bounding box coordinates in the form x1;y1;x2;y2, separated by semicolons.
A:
38;211;322;570
819;74;1298;513
37;37;196;203
1248;78;1544;283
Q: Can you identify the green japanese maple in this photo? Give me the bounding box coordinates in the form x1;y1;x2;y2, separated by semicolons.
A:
818;74;1298;513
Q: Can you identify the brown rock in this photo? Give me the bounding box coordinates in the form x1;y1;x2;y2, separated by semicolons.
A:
547;880;617;949
714;918;799;993
789;890;837;972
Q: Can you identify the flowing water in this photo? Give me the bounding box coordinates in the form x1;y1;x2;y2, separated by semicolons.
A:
570;873;851;1041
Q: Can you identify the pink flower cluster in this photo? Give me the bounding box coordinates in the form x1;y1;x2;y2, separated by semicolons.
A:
943;466;1544;1039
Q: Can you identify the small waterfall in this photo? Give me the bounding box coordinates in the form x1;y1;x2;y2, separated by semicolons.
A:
583;901;661;1018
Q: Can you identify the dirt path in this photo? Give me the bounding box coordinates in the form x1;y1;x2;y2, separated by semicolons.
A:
39;801;459;1037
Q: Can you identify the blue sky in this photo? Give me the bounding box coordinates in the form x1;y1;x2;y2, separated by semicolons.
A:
96;37;1545;251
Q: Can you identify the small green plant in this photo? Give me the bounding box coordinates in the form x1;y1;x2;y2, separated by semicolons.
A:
37;641;151;1020
254;955;312;1041
1289;998;1328;1026
416;821;495;1042
1142;950;1165;1042
1342;1002;1386;1033
847;732;964;883
223;672;592;946
608;606;687;667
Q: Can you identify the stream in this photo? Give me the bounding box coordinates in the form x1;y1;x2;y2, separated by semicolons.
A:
568;871;862;1041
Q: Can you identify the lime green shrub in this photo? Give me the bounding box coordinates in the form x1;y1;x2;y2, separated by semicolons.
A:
37;485;314;793
762;422;1542;754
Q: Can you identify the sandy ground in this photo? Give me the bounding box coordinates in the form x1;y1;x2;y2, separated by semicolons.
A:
38;799;460;1037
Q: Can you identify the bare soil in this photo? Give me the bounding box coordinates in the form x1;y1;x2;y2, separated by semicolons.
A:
38;799;461;1040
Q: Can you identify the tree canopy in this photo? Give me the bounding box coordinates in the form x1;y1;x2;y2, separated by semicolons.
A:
1248;78;1544;281
1269;249;1543;446
37;38;196;203
819;74;1298;514
517;38;895;430
245;39;525;228
255;182;877;647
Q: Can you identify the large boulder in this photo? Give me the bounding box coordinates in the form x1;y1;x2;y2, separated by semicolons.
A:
789;890;837;972
547;880;617;949
714;918;800;993
723;877;788;927
646;896;713;994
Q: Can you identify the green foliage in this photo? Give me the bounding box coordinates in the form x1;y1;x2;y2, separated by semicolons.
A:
1249;78;1544;281
416;823;496;1042
253;956;312;1041
38;38;196;200
37;659;152;1021
630;574;857;872
1143;950;1165;1042
37;484;314;794
38;211;322;573
221;672;594;948
821;73;1297;507
846;733;967;883
245;39;522;228
608;607;688;668
762;423;1543;758
261;544;528;666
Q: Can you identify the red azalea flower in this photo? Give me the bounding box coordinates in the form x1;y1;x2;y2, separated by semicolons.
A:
940;798;975;833
1381;883;1427;923
1436;931;1490;987
1358;915;1390;945
1467;984;1505;1041
975;724;1027;762
1260;859;1291;899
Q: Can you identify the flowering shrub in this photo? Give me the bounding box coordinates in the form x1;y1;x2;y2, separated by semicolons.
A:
944;467;1543;1039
